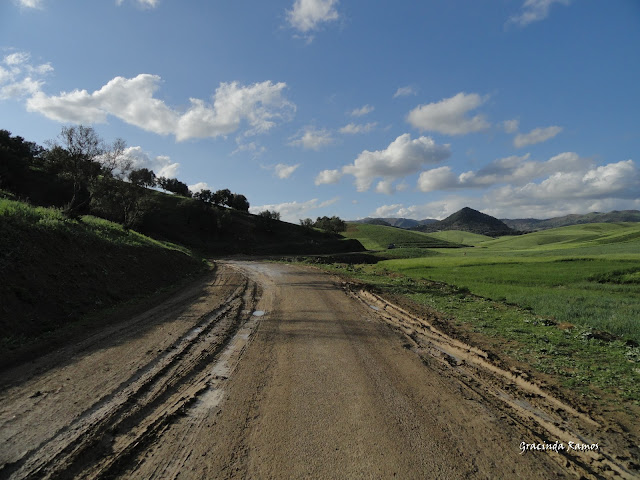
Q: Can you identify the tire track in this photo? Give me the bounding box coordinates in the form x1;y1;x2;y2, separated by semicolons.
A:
349;286;638;479
1;274;259;480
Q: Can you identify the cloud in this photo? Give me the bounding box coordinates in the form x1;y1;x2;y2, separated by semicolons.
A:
0;51;52;100
116;0;159;7
275;163;300;179
288;126;333;150
342;133;450;192
393;158;640;220
121;146;180;178
188;182;209;193
406;92;490;135
287;0;340;35
502;119;519;134
417;152;589;192
249;197;339;223
232;139;266;158
514;126;563;148
350;104;374;117
315;169;343;185
495;160;639;203
509;0;571;27
375;180;395;195
393;86;417;98
15;0;44;8
371;198;471;220
26;74;295;141
4;52;30;65
339;122;376;135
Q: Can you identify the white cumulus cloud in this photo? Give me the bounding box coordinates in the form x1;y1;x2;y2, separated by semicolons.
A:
514;125;563;148
0;52;52;100
287;0;340;35
315;169;343;185
188;182;209;193
275;163;300;179
339;122;376;135
393;86;417;98
26;74;295;141
288;126;333;150
350;104;374;117
122;146;180;178
375;157;639;220
417;152;589;192
407;92;490;135
342;133;450;192
509;0;571;27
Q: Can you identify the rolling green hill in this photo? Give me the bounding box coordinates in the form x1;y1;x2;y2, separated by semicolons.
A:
368;222;640;340
427;230;493;246
342;222;462;251
503;210;640;231
480;222;640;252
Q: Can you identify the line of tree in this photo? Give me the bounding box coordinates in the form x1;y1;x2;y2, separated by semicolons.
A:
299;216;346;234
0;126;250;231
192;188;249;212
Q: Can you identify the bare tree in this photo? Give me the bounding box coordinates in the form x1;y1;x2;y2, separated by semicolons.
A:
47;125;105;217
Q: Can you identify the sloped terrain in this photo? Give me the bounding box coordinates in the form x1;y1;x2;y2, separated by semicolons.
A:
0;199;206;366
412;207;514;236
342;222;461;250
504;210;640;231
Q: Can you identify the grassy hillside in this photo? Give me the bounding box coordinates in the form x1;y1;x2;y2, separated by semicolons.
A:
427;230;493;246
374;222;640;340
342;223;461;251
504;210;640;231
481;222;640;251
111;189;363;256
0;198;207;360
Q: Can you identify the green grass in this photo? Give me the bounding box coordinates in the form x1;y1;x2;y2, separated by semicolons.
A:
317;264;640;404
372;223;640;341
0;198;207;361
342;222;461;251
427;230;493;246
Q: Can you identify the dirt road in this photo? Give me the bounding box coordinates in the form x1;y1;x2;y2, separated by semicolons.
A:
0;261;637;479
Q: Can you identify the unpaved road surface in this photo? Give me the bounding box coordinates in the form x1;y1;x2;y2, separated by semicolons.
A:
0;261;637;479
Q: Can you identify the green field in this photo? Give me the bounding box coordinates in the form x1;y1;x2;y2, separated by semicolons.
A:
427;230;493;246
354;223;640;340
342;223;461;250
323;222;640;403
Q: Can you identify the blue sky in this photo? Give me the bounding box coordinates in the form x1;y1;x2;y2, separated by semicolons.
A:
1;0;639;222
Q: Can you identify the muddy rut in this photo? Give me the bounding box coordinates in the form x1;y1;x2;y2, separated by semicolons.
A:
0;261;637;479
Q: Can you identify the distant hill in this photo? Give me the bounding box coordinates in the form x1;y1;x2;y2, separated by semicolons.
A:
503;210;640;231
342;223;462;250
351;217;438;228
412;207;514;237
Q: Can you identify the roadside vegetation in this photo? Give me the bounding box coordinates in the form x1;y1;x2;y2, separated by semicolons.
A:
0;196;207;364
298;221;640;407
